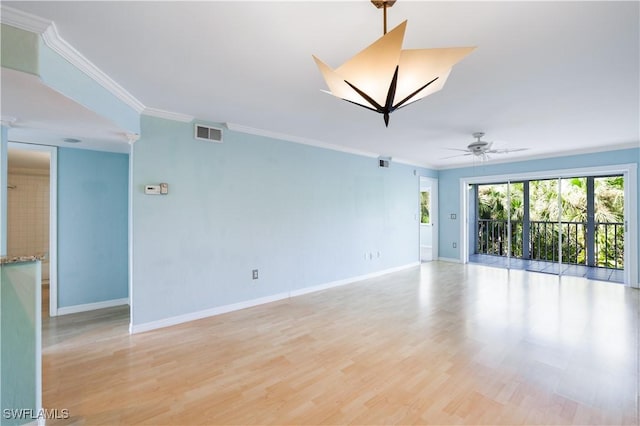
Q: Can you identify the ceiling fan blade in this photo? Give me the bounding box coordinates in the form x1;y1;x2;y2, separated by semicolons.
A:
440;153;472;159
489;147;529;154
443;148;472;152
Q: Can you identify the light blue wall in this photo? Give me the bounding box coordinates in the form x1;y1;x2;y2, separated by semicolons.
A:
1;261;41;426
38;41;140;135
57;148;129;308
438;148;640;269
417;168;438;179
131;116;427;326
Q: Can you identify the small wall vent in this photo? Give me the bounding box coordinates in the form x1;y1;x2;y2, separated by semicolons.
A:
378;156;391;168
194;124;223;143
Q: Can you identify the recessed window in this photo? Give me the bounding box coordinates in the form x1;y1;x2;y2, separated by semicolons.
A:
420;191;430;224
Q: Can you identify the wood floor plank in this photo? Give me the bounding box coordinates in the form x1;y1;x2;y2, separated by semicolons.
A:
42;262;639;425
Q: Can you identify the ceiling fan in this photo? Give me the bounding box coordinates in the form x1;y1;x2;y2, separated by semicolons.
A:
442;132;528;161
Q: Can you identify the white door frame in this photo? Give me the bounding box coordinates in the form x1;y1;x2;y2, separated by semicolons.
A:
7;142;59;315
420;176;438;261
459;163;638;287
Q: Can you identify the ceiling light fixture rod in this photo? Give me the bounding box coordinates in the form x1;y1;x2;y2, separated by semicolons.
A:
371;0;396;35
383;2;388;34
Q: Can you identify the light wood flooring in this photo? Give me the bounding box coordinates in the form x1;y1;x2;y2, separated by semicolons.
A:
42;262;639;425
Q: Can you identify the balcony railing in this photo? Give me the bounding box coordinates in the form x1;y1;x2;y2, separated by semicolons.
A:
477;219;623;269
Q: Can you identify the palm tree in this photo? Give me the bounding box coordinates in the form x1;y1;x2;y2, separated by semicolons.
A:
477;176;624;268
420;191;430;224
559;178;587;264
594;176;624;268
478;184;507;220
477;183;524;256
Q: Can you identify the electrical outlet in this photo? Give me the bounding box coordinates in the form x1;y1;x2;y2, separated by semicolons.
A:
452;242;457;248
252;269;259;280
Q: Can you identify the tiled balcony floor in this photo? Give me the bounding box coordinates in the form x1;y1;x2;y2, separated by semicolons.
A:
469;253;624;284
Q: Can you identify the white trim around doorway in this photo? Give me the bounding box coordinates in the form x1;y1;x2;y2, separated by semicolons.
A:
8;142;59;315
419;176;439;262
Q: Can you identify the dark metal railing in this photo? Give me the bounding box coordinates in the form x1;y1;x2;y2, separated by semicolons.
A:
595;222;624;269
530;220;561;262
477;219;623;269
477;219;513;257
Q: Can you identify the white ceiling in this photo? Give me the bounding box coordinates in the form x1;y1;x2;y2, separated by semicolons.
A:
1;68;132;151
2;1;639;168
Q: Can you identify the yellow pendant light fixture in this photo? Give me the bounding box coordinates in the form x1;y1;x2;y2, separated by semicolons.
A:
313;0;475;127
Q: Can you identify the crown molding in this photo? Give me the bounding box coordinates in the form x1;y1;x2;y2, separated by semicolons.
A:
225;122;379;159
125;133;140;144
224;123;440;168
1;6;146;114
0;5;50;33
142;108;194;123
41;24;145;113
391;157;435;169
0;116;18;127
224;122;436;168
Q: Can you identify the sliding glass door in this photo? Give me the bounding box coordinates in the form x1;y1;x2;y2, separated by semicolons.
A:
529;178;561;272
469;174;625;282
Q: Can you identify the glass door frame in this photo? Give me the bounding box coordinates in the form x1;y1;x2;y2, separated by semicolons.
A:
459;163;638;287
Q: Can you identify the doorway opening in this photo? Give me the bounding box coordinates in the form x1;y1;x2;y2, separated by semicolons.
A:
7;142;58;316
419;177;438;262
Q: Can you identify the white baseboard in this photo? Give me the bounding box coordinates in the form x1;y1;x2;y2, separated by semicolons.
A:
130;262;420;334
57;298;129;316
130;292;290;334
289;262;419;298
437;257;462;263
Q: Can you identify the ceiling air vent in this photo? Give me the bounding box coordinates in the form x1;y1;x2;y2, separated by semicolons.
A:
194;124;223;143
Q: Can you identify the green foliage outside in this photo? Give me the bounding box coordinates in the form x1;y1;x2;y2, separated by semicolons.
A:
476;176;624;268
421;191;430;224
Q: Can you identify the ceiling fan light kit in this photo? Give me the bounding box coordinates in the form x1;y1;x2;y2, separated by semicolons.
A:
313;0;475;127
441;132;529;162
468;132;491;154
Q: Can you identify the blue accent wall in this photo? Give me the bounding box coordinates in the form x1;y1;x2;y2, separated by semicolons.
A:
131;116;427;326
57;148;129;307
438;148;640;271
